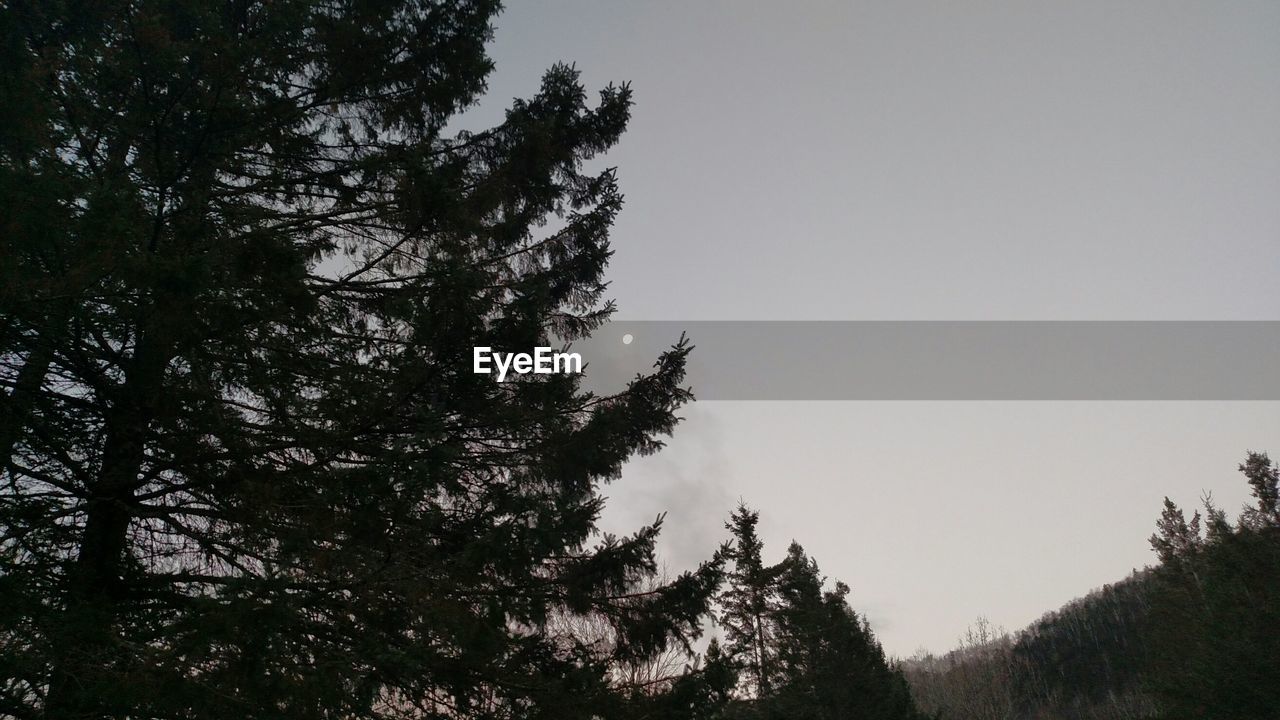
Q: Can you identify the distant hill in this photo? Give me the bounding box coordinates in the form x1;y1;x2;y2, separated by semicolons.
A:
904;571;1158;720
905;451;1280;720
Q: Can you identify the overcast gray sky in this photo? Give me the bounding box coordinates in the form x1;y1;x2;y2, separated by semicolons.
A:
477;2;1280;656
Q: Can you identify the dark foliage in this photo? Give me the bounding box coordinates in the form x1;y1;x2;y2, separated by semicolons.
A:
1143;453;1280;719
1011;571;1154;717
905;451;1280;720
0;2;726;717
717;506;925;720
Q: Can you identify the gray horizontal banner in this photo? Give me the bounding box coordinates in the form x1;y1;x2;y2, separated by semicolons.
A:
564;321;1280;400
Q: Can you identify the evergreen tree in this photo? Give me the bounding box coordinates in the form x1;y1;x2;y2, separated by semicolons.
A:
766;542;922;720
1240;450;1280;526
0;2;723;717
1149;498;1202;564
718;504;781;701
1145;452;1280;719
716;509;923;720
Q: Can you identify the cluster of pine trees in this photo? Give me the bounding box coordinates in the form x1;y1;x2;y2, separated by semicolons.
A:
714;506;924;720
904;452;1280;720
0;2;922;718
1142;452;1280;718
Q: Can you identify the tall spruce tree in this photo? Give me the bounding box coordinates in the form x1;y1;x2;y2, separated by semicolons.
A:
718;504;780;701
0;2;723;718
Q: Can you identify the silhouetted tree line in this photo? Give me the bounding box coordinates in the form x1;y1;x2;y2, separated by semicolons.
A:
1141;452;1280;718
0;2;922;718
714;506;925;720
905;452;1280;720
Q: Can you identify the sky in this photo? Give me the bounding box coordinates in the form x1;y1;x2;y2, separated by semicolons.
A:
474;1;1280;656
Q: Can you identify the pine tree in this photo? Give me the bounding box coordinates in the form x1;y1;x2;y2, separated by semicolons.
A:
1145;451;1280;720
716;509;924;720
1148;497;1202;564
0;2;723;717
1240;450;1279;526
718;504;781;701
767;542;923;720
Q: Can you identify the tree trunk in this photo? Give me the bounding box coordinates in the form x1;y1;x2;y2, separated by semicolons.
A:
1;338;53;473
44;329;172;720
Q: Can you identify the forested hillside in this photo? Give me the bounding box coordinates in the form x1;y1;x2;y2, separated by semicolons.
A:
905;452;1280;720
